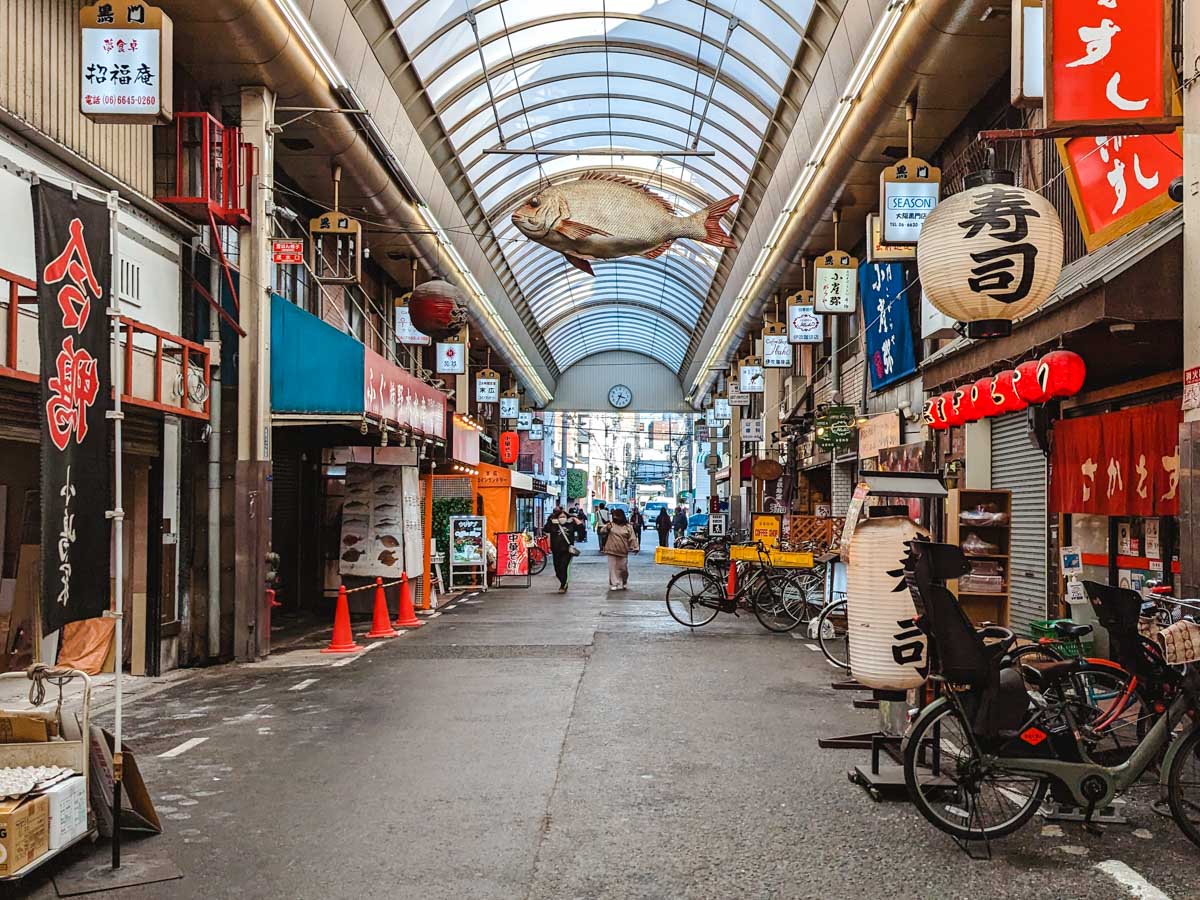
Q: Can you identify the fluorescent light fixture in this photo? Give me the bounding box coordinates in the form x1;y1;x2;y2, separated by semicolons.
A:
271;0;349;89
690;1;912;399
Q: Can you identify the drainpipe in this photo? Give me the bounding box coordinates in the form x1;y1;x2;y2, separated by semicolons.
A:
207;239;222;659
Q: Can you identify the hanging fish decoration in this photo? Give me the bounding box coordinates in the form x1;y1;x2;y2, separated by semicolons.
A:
510;172;738;275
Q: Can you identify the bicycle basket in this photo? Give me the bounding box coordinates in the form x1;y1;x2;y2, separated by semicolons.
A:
1159;619;1200;666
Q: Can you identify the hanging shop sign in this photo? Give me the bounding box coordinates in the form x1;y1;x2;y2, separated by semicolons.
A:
813;250;858;314
916;173;1063;339
530;421;544;441
1056;128;1182;253
762;323;792;369
741;417;764;442
79;1;173;124
498;430;520;464
499;394;519;419
752;458;783;481
866;214;917;263
435;340;466;374
516;411;533;431
787;303;823;344
738;359;764;394
861;261;917;391
271;239;304;265
924;350;1086;431
1011;0;1044;107
815;405;856;450
1044;0;1176;132
857;413;902;461
696;422;710;443
750;513;783;549
1050;399;1181;517
709;513;727;536
475;369;500;404
364;347;447;438
308;211;363;285
394;296;431;346
339;464;407;578
712;398;732;421
879;157;941;245
727;379;750;407
33;182;113;634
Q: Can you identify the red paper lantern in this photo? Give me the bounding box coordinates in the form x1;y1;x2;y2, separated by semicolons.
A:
499;430;520;464
1038;350;1086;399
972;376;1000;418
924;397;948;431
991;370;1028;414
1013;359;1049;405
409;279;469;340
941;391;964;427
957;384;982;423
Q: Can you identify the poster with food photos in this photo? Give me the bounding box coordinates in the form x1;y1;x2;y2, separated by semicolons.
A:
339;464;407;577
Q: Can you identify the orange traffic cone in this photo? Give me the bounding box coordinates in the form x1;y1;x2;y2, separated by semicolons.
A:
365;577;399;639
393;573;423;629
726;560;737;598
321;585;364;653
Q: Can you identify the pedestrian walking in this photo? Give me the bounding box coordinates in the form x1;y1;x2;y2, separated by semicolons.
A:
599;508;639;590
595;501;612;551
568;503;587;543
545;505;583;593
630;505;645;533
672;505;689;546
655;507;672;547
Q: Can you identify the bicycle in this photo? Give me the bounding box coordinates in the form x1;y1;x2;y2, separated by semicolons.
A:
900;542;1197;848
813;594;849;669
664;542;806;633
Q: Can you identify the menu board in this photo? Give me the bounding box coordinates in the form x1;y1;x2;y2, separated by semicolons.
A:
339;464;406;577
496;532;528;577
450;516;486;566
402;466;423;578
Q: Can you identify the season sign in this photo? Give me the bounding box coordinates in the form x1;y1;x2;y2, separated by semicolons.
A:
880;157;941;245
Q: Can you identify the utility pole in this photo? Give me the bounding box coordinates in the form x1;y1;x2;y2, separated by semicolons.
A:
559;411;569;506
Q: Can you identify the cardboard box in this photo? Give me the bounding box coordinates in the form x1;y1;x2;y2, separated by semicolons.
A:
40;776;88;850
0;793;49;877
0;711;58;744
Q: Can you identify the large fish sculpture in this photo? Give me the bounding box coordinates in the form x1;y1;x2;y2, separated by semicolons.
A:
511;172;738;275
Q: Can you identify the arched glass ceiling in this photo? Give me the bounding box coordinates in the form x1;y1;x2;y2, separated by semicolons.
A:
381;0;814;372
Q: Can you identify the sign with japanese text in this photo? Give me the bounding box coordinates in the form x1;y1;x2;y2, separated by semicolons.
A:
1049;399;1181;517
695;422;710;443
787;303;823;344
450;516;486;566
530;421;544;441
866;215;916;263
80;2;173;124
394;301;431;346
1045;0;1176;131
1057;130;1182;252
813;251;858;314
857;413;902;460
496;532;529;578
475;375;500;404
880;158;941;245
1012;0;1044;107
739;362;764;394
516;411;532;431
816;406;856;450
727;379;749;407
751;512;782;549
32;183;112;634
499;396;519;419
861;262;917;391
271;239;304;265
1185;367;1200;413
435;341;466;374
363;347;447;438
338;464;406;578
741;417;764;442
712;398;732;421
762;330;792;369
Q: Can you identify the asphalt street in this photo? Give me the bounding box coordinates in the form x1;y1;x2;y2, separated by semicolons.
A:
15;536;1200;899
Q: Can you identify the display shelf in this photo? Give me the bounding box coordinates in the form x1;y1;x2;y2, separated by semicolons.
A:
947;488;1013;627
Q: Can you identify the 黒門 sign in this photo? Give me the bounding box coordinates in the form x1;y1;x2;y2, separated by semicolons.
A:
787;302;823;344
80;2;173;124
814;250;858;314
1044;0;1176;132
739;360;764;394
499;396;519;419
879;158;940;245
475;371;500;404
762;323;792;369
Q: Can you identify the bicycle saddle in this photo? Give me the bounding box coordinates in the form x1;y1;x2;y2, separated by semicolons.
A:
1019;657;1084;687
1053;621;1093;639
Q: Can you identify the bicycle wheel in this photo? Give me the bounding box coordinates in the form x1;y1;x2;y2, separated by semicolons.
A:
528;546;547;575
665;569;723;627
704;542;730;577
1009;643;1064;693
752;573;807;633
816;599;850;670
1038;661;1149;764
904;699;1048;842
1165;724;1200;848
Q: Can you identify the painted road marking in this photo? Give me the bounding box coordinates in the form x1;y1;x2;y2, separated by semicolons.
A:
1095;860;1172;900
159;737;209;759
330;641;384;668
806;643;821;652
289;678;319;692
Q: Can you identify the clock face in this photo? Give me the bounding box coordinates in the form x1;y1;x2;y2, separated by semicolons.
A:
608;384;632;409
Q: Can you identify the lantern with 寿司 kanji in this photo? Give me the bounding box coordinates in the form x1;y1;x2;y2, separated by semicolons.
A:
1013;358;1049;405
1038;350;1086;399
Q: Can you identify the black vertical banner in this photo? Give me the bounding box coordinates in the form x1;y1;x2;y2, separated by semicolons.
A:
33;182;112;635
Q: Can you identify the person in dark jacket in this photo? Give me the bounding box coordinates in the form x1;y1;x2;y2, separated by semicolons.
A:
672;506;689;545
655;508;672;547
630;505;645;533
545;505;584;592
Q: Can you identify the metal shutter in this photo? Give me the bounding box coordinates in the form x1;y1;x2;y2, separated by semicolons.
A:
991;412;1048;634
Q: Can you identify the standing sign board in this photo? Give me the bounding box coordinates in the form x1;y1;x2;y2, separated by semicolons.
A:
80;2;173;124
339;464;407;578
880;158;940;245
813;251;858;314
436;341;466;374
494;532;530;587
395;302;432;346
762;324;792;369
449;516;488;590
1044;0;1176;132
33;183;113;634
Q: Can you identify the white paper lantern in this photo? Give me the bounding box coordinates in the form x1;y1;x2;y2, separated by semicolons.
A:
846;516;927;690
916;171;1063;339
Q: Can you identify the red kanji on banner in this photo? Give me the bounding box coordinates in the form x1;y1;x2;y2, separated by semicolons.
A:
42;218;102;331
44;336;100;451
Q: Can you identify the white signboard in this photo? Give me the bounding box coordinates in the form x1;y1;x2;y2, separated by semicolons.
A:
401;466;423;578
516;411;533;431
395;305;431;345
709;513;727;537
436;342;466;374
530;422;544;441
475;376;499;404
763;334;792;369
500;396;519;419
339;464;407;578
713;398;732;421
788;304;824;344
814;267;857;315
739;364;764;394
705;409;719;428
81;21;166;119
741;418;765;442
728;381;750;407
920;289;958;341
882;181;940;244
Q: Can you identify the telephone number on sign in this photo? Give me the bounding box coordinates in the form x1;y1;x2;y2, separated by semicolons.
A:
83;94;157;106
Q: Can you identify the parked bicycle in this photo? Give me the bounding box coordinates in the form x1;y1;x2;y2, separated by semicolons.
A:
664;541;806;633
